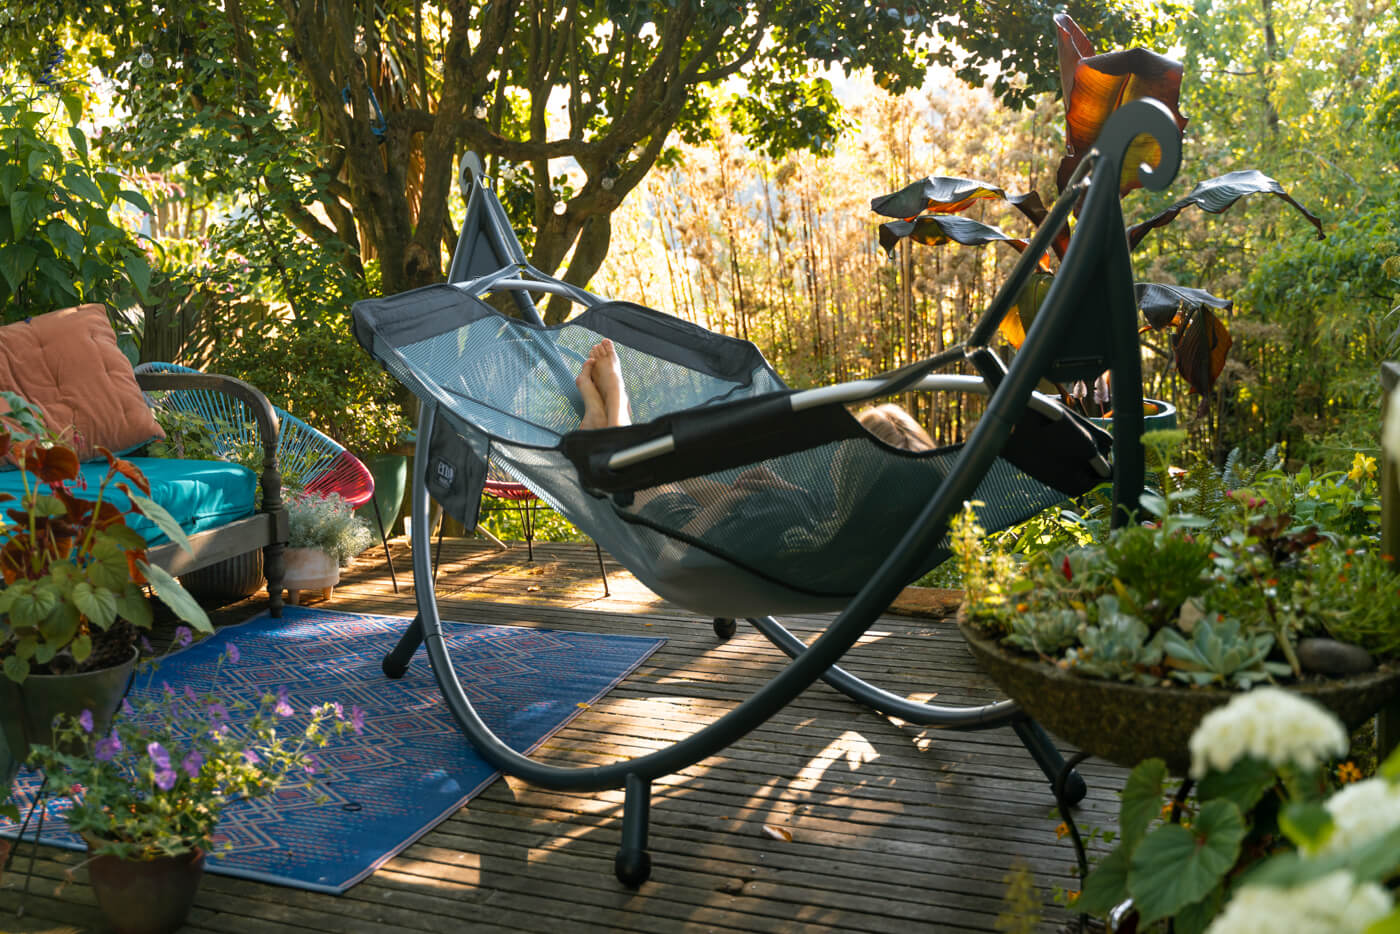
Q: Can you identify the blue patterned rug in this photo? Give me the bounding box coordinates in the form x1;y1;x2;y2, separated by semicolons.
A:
1;606;663;893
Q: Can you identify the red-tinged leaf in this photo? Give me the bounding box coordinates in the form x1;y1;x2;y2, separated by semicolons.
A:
0;430;9;461
1136;283;1232;331
53;487;93;522
1173;306;1233;396
1055;13;1097;104
871;176;1048;226
0;492;12;504
1126;170;1324;250
105;452;151;496
20;442;80;485
1055;31;1187;194
125;550;148;585
92;500;126;530
878;214;1031;256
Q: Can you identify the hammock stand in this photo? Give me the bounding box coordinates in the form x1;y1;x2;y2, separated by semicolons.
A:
354;100;1181;887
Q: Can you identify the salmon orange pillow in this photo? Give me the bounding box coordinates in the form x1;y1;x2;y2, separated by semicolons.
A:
0;305;165;461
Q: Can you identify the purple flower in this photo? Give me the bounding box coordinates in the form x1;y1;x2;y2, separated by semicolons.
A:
350;705;365;735
182;751;204;778
242;749;261;765
77;709;94;733
139;636;154;655
274;687;293;718
147;741;171;770
184;685;198;704
331;702;344;720
207;702;228;723
174;626;193;647
148;742;177;790
303;755;318;776
225;644;241;664
94;736;122;761
121;699;135;716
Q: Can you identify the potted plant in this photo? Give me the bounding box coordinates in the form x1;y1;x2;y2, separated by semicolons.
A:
1068;687;1400;932
29;642;359;934
282;492;374;604
0;392;212;784
870;14;1323;417
952;437;1400;773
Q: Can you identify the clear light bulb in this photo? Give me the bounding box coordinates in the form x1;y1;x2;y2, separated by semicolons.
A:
473;104;487;119
601;176;615;191
552;201;566;216
354;37;368;56
138;51;154;69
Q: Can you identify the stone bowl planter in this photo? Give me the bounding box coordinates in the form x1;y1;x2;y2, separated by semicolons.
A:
957;615;1400;774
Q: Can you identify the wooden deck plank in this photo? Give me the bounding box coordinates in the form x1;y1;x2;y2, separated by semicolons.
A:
2;537;1124;932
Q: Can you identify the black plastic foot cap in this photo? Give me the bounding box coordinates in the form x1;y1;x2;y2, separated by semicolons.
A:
712;617;737;640
614;848;652;888
381;656;408;679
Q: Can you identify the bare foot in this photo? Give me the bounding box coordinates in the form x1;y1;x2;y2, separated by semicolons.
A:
576;358;607;429
589;339;631;427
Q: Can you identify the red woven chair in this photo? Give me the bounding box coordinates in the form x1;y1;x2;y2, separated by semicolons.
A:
438;461;609;595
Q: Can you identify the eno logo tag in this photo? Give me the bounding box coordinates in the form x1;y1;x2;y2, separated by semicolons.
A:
433;459;455;488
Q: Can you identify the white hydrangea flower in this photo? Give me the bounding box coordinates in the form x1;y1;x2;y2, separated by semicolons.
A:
1322;777;1400;854
1205;870;1393;934
1188;687;1347;779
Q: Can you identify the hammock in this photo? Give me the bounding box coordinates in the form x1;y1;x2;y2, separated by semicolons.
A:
353;100;1182;887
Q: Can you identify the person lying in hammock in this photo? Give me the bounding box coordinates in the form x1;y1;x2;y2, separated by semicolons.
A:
574;338;936;554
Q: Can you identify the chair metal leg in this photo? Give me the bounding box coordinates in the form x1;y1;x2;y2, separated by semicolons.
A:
521;499;536;562
382;615;424;679
433;521;446;585
593;542;610;597
615;773;652;888
1012;716;1088;805
370;494;399;593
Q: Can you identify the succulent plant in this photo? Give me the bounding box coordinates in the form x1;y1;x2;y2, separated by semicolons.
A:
1065;596;1164;684
1159;616;1290;688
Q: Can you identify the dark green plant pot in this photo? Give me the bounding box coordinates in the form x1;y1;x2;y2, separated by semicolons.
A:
86;839;205;934
0;648;139;769
362;452;409;535
179;548;265;600
957;616;1400;774
1088;397;1178;433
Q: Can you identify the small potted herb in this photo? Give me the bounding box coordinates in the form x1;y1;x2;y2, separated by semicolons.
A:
281;492;374;604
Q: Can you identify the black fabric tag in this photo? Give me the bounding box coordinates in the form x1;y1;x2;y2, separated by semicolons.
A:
425;409;488;530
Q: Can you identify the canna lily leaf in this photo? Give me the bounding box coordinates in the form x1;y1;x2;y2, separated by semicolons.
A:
1000;272;1055;349
1172;305;1233;397
1127;170;1324;250
878;214;1030;257
1136;282;1232;331
871;176;1048;226
1054;14;1188;195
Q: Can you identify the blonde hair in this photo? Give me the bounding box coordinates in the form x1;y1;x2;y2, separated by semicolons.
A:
857;404;935;452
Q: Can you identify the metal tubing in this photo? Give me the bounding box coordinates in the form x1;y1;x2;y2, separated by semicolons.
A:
382;615;424;679
745;615;1020;729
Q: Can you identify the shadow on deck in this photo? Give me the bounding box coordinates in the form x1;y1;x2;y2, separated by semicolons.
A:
1;536;1126;933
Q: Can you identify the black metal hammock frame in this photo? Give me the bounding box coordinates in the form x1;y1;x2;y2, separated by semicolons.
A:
352;100;1182;887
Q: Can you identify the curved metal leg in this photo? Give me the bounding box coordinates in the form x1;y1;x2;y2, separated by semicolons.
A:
614;774;652;888
746;615;1086;800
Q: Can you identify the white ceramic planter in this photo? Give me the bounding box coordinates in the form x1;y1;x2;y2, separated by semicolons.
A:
281;547;341;605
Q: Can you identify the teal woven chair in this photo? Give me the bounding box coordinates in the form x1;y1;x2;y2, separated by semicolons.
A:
135;362;398;591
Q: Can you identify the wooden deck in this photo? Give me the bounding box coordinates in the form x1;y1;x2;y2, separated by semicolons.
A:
2;536;1128;933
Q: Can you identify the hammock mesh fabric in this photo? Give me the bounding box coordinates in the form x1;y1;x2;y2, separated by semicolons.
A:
354;284;1075;618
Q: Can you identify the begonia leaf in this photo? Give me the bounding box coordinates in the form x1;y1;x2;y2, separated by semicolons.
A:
1127;170;1324;250
138;561;212;633
1196;755;1275;813
1075;842;1131;915
1120;757;1168;851
1128;799;1244;925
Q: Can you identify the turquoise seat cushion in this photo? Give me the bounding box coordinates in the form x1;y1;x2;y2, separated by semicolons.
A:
0;456;256;546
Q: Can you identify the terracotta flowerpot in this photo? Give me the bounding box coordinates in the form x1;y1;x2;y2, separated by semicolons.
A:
0;648;138;771
86;840;205;934
957;615;1400;774
281;547;340;605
